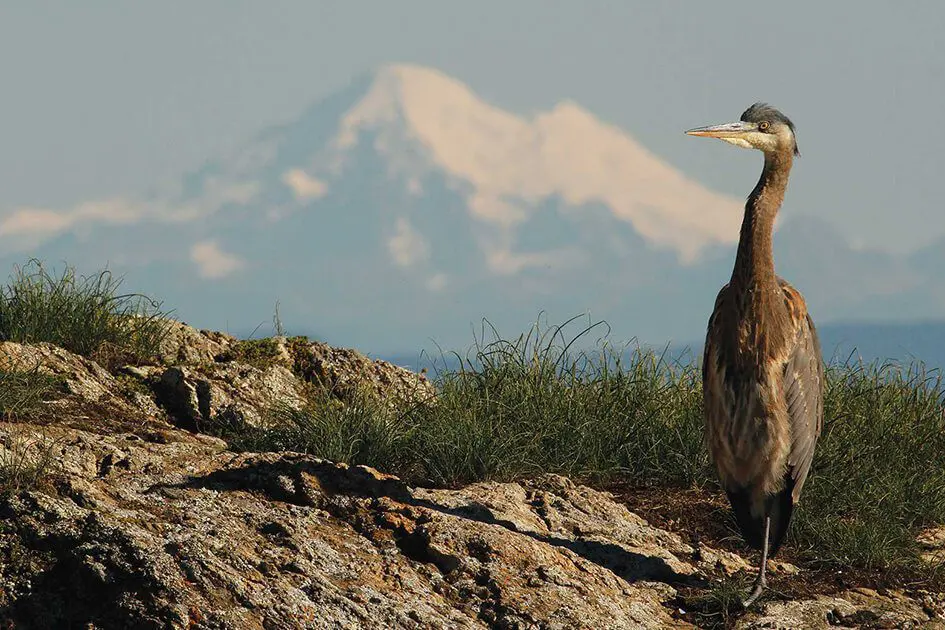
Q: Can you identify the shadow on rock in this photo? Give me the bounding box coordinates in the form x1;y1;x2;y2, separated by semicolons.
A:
166;453;698;587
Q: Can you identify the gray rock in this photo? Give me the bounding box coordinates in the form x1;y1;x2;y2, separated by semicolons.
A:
288;338;435;407
156;319;235;365
139;362;306;430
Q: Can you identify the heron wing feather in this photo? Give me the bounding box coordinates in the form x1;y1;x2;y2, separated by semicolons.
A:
782;300;825;503
702;285;729;459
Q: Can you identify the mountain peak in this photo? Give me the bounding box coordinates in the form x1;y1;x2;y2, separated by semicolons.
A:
373;63;469;94
541;100;597;122
330;65;742;260
341;63;487;129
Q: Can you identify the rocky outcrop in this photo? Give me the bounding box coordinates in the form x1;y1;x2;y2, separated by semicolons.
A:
0;340;162;425
0;324;941;629
739;589;942;630
129;325;432;429
125;362;306;430
286;339;434;407
155;320;236;365
0;432;690;629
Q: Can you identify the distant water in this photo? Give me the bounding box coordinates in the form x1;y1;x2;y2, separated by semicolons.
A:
378;321;945;375
378;344;700;375
816;321;945;372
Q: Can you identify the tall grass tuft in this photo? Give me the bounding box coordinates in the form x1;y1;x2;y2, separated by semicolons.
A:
0;260;171;368
409;316;708;487
219;390;417;476
232;316;711;488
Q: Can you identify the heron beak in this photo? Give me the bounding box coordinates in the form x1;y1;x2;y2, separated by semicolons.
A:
685;121;757;138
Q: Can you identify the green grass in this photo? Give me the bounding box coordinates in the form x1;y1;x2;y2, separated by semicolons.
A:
228;338;287;370
226;335;313;371
0;260;171;368
213;317;707;486
680;575;750;628
0;357;63;491
212;316;945;577
214;391;417;473
410;322;706;487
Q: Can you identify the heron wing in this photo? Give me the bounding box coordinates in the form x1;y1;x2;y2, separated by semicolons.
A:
702;284;729;455
782;299;825;503
702;287;724;384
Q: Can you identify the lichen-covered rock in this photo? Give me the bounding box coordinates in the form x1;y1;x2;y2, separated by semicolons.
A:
920;526;945;564
287;338;435;406
2;412;939;630
156;320;235;365
214;336;435;408
0;341;115;403
736;588;938;629
129;362;306;430
0;426;696;629
0;341;162;424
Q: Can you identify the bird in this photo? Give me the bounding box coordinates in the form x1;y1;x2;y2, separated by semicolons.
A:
685;103;824;607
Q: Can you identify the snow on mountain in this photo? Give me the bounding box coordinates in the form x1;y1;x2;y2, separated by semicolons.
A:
156;63;744;266
325;64;742;261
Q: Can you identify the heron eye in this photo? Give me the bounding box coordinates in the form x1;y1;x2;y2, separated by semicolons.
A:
759;121;770;131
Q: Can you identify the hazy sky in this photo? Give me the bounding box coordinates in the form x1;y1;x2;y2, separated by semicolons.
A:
2;1;943;253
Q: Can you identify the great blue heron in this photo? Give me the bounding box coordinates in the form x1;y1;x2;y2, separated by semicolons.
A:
686;103;824;607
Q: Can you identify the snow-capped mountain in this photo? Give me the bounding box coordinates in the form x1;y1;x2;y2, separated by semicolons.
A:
1;64;940;354
174;64;743;262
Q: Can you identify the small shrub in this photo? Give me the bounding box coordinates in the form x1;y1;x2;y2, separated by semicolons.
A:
0;260;171;368
229;338;286;370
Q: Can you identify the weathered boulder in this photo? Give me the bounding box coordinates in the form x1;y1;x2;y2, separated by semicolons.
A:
156;319;235;365
0;341;115;404
143;329;435;430
0;341;162;424
126;362;306;430
736;588;943;629
286;338;435;407
0;425;695;629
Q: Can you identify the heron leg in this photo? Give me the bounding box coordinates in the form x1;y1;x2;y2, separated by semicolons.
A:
742;516;770;608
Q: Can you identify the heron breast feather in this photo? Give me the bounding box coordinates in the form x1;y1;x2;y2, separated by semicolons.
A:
705;355;792;497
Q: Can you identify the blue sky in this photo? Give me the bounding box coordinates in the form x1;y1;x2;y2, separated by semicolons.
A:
1;1;942;255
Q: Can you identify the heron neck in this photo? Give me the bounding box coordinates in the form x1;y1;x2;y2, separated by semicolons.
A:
731;150;793;291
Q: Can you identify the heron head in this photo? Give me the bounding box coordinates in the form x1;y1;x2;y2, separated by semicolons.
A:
686;103;799;156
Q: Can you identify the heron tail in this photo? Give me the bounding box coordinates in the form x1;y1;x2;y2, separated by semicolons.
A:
725;479;795;557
